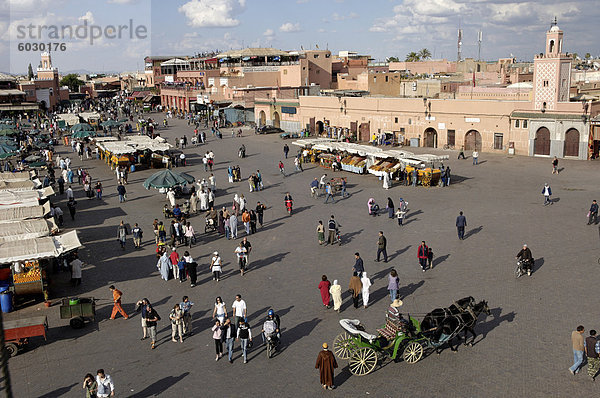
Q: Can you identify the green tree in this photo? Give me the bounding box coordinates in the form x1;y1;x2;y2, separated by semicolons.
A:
405;52;420;62
571;52;579;60
418;48;432;60
386;56;399;63
59;74;83;92
585;53;591;60
27;63;34;80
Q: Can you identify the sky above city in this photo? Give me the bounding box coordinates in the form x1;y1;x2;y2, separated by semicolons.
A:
2;0;600;74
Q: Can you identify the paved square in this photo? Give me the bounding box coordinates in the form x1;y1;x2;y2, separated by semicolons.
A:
7;114;600;397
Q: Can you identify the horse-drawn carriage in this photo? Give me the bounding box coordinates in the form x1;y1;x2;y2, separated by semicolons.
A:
333;297;490;376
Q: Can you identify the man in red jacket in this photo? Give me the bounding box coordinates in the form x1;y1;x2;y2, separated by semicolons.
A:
417;241;429;272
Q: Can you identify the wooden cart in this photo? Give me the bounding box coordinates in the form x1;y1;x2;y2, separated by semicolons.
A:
3;316;48;357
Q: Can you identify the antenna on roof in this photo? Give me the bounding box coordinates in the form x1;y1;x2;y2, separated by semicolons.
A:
477;30;483;61
457;28;463;62
551;16;558;28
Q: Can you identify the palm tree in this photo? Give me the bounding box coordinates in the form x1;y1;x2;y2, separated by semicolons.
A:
386;56;399;63
405;52;420;62
418;48;432;60
585;53;591;60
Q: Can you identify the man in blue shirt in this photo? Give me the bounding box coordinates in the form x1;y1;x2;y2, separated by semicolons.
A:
310;178;319;198
353;252;364;275
180;296;194;336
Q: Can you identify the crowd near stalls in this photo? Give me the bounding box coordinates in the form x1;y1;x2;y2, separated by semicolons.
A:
95;135;173;171
0;171;82;312
293;139;449;187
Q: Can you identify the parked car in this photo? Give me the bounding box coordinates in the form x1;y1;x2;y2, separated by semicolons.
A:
258;125;284;134
280;132;300;139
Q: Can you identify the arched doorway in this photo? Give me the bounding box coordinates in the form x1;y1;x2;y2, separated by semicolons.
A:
564;128;579;157
424;127;437;148
259;110;266;126
316;121;324;134
464;130;481;151
273;112;280;128
534;127;550;155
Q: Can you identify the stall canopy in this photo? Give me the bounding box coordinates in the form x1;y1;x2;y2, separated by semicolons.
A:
0;188;54;209
0;171;33;181
0;202;50;222
143;169;194;189
0;230;82;264
71;123;94;132
0;219;58;242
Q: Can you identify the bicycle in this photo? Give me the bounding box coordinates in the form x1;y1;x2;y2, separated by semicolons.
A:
443;144;455;150
515;259;532;278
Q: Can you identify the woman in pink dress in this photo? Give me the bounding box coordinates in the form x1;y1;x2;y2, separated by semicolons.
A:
318;275;331;309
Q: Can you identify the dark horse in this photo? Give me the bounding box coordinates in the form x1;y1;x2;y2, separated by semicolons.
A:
434;300;491;353
420;296;475;334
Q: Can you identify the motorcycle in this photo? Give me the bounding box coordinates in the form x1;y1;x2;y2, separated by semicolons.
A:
265;333;279;358
515;258;533;278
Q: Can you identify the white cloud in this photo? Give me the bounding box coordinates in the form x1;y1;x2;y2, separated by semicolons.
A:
78;11;94;24
178;0;246;28
332;12;358;21
279;22;301;32
263;28;274;37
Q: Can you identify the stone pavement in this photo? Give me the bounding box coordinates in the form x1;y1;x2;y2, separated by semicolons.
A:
6;114;600;397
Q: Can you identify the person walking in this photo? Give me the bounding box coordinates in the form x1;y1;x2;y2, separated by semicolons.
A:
588;200;598;225
283;144;289;159
382;171;391;190
145;304;160;349
95;370;114;398
353;252;364;275
236;318;252;363
70;253;83;287
223;318;236;363
212;296;227;323
386;197;395;219
67;198;77;221
135;298;150;340
117;221;128;250
327;215;338;245
348;273;362;309
212;320;224;360
169;247;180;280
376;231;388;262
232;294;247;327
361;272;372;308
180;296;194;336
83;373;98;398
329;280;342;312
586;329;600;380
317;221;325;245
157;249;171;281
318;275;331;309
340;178;348;198
472;150;479;165
324;182;335;204
117;183;126;202
552;156;559;174
132;223;143;248
109;285;129;320
235;242;248;276
417;241;429;272
183;251;197;287
387;269;400;302
315;343;338;390
456;211;467;240
256;201;266;227
570;325;586;375
169;304;184;343
542;183;552;206
458;145;466;159
241;237;252;268
210;251;222;281
396;198;408;226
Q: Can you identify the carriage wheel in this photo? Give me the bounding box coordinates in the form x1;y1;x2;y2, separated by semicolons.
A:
4;343;18;357
403;341;424;364
333;332;353;360
349;347;378;376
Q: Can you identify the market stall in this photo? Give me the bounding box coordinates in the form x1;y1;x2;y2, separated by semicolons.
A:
0;202;50;222
0;219;58;242
340;155;367;174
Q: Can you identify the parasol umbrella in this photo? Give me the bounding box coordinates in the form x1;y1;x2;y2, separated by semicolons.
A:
71;130;96;139
71;123;94;132
0;129;18;136
143;169;195;190
26;161;48;168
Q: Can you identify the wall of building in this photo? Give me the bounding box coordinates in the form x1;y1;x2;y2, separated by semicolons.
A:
389;60;453;75
456;86;532;101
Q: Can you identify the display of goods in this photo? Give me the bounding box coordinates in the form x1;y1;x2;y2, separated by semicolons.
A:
14;268;42;284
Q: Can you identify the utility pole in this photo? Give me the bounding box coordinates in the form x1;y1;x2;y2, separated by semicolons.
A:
457;28;463;62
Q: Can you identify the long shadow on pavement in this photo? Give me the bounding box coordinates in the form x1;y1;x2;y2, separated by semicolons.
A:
130;372;190;397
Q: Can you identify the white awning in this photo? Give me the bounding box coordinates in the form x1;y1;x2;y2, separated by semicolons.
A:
0;202;50;221
0;219;57;242
0;171;33;182
0;230;81;264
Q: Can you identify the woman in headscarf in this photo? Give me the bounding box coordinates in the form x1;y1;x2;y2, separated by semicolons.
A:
361;272;372;308
157;249;171;281
232;194;240;216
386;197;395;219
318;275;331;308
189;191;197;213
348;273;362;309
382;171;391;190
329;280;342;312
